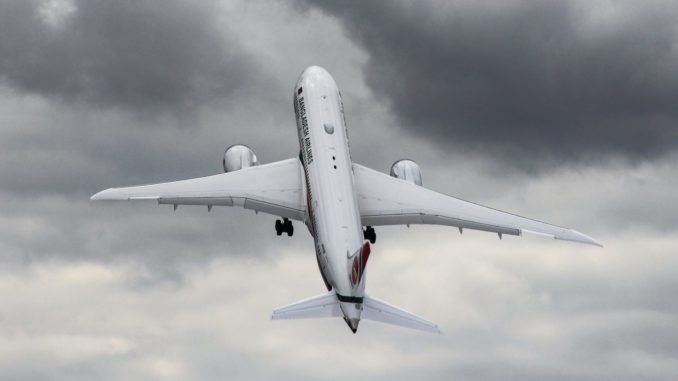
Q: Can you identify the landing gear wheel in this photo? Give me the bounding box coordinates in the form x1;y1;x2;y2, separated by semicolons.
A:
364;226;376;244
275;219;283;236
283;218;294;237
275;218;294;237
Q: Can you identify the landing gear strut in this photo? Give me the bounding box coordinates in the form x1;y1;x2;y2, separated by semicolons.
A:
275;218;294;237
363;226;376;244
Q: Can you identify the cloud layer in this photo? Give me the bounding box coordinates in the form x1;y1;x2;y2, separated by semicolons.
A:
304;0;678;167
0;1;677;380
0;0;255;113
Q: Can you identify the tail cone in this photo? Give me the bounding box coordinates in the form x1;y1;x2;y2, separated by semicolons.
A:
345;318;360;334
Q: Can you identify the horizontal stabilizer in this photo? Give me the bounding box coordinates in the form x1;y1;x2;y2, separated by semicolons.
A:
362;295;440;334
271;291;341;320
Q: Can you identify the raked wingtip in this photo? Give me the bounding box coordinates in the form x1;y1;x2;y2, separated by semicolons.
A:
90;191;104;201
90;188;115;201
572;229;603;247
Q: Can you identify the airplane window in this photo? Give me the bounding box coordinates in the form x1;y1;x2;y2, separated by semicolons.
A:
324;123;334;134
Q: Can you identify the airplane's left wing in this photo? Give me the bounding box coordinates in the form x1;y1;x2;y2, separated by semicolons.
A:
91;158;306;221
353;163;601;246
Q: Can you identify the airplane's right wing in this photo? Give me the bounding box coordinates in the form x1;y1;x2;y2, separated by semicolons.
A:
353;163;601;246
91;158;306;221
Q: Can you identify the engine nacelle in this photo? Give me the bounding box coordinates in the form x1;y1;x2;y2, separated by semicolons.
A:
223;144;258;172
390;159;422;186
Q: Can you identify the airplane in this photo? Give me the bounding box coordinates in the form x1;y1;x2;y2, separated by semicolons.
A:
91;65;601;334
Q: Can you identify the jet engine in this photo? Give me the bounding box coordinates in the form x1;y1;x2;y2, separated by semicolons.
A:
390;159;422;186
223;144;258;172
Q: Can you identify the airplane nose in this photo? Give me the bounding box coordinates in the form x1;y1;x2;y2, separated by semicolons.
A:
302;65;330;78
298;66;337;90
345;318;360;334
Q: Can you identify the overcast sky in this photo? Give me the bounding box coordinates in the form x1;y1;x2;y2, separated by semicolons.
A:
1;0;677;380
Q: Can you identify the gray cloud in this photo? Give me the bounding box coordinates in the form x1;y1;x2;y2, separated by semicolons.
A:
0;0;255;113
6;233;678;381
303;0;678;168
1;1;678;380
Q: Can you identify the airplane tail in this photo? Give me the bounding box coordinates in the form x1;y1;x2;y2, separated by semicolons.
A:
271;291;440;333
362;294;440;333
270;291;342;320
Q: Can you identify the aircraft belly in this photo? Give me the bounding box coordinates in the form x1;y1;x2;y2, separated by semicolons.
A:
296;69;364;295
312;153;362;289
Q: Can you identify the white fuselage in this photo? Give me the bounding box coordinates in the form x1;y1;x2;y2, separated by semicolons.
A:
293;66;366;325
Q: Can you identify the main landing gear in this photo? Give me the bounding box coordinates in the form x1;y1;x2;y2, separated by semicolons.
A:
275;218;294;237
363;226;376;244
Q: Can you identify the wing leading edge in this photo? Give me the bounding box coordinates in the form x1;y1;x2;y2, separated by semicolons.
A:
91;158;306;221
353;163;601;246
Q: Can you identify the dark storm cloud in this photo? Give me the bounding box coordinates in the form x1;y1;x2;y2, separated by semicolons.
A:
0;0;255;112
1;2;678;380
303;0;678;166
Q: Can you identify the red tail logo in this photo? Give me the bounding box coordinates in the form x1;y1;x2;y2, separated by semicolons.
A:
351;241;371;286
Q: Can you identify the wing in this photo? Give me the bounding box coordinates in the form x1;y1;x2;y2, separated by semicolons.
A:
91;158;305;221
353;163;601;246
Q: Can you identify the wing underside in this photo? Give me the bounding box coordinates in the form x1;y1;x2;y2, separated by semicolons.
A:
91;158;306;221
353;163;600;246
